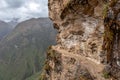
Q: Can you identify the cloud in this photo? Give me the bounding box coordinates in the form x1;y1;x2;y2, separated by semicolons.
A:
4;0;25;8
0;0;8;9
0;0;48;22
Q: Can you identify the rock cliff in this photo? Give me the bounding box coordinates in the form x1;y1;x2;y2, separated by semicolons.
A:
41;0;120;80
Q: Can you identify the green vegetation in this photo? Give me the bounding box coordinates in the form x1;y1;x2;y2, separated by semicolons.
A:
25;72;41;80
0;18;57;80
102;3;109;18
102;72;110;79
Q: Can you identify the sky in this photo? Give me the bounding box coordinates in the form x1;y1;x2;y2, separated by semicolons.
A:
0;0;48;22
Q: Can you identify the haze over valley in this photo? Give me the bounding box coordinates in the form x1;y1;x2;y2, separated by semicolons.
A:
0;18;57;80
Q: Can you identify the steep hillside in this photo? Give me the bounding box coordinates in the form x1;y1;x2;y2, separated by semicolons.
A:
42;0;120;80
0;18;57;80
0;20;12;40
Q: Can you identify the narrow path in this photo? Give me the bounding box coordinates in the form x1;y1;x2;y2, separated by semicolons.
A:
52;46;106;80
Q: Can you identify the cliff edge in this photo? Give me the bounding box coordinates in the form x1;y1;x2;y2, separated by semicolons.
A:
41;0;120;80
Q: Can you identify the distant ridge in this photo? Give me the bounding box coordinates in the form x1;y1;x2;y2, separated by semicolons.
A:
0;20;12;40
0;18;57;80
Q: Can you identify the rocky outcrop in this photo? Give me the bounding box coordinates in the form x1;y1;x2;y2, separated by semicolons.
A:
103;0;120;79
42;0;120;80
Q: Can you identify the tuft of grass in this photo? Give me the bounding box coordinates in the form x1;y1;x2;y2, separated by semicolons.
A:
102;72;110;79
102;3;109;18
39;72;47;80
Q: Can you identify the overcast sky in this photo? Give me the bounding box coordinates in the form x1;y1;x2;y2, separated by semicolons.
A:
0;0;48;22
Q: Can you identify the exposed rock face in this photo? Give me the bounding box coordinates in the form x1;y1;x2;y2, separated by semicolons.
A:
103;0;120;79
43;0;120;80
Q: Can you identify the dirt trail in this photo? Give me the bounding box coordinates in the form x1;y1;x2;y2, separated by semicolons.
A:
52;46;107;80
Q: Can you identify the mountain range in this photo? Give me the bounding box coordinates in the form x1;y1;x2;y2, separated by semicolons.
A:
0;18;57;80
0;20;13;40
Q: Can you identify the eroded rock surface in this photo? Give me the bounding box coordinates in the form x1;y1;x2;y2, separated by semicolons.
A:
42;0;120;80
103;0;120;79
